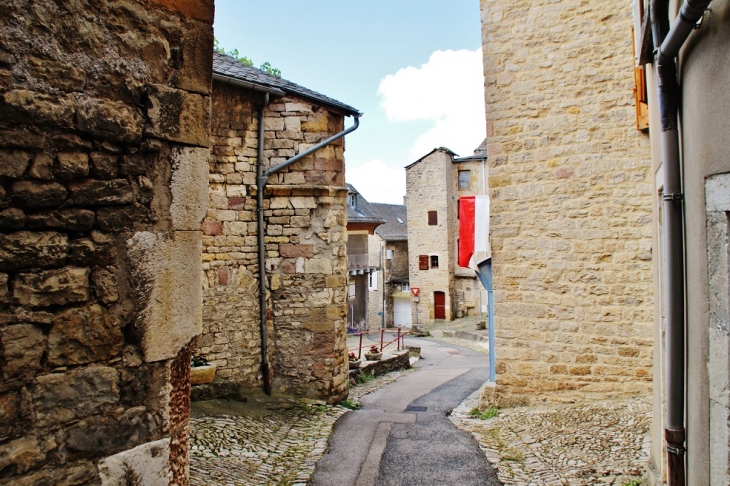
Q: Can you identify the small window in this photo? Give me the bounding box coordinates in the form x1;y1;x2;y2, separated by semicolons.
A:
396;217;404;224
418;255;429;270
386;249;394;260
430;255;439;268
368;270;378;291
458;170;471;189
348;283;356;299
428;211;437;226
348;194;357;208
401;282;410;292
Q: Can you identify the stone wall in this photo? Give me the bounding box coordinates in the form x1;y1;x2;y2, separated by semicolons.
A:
0;0;212;483
480;0;653;405
405;149;483;323
197;81;349;403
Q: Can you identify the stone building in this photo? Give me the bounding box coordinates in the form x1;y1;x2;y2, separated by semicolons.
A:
0;0;214;483
367;203;410;328
405;147;487;325
479;0;654;406
634;0;730;483
195;53;360;403
345;184;383;331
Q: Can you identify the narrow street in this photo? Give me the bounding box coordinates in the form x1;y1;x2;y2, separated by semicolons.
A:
311;337;501;485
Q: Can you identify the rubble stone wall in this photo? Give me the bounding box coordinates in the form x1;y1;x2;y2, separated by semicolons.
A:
0;0;213;483
198;81;349;403
480;0;653;405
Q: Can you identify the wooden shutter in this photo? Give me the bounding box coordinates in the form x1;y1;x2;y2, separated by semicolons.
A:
632;27;649;131
419;255;429;270
428;211;437;225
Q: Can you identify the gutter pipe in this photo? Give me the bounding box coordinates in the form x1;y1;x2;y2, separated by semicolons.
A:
649;1;712;484
255;107;361;395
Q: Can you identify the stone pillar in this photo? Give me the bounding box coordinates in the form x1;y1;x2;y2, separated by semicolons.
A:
0;0;213;483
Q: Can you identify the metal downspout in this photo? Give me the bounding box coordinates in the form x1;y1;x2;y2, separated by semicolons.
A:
256;112;361;395
256;93;272;395
650;0;713;483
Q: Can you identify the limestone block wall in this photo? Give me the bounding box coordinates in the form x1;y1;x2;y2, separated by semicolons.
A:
0;0;212;483
198;81;349;402
367;233;384;329
480;0;653;405
406;150;457;323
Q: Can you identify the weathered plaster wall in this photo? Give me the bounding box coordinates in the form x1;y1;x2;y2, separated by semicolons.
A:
197;81;349;402
0;0;212;483
646;2;730;483
480;0;653;405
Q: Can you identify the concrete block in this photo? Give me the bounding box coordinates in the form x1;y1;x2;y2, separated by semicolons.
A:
170;146;209;231
98;438;171;486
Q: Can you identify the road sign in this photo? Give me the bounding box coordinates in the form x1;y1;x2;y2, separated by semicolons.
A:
411;287;420;297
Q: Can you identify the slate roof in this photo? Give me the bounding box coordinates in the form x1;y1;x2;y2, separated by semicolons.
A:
404;147;459;170
212;52;361;116
371;203;407;241
346;184;385;225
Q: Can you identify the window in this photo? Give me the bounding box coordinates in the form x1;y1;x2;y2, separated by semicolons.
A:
458;170;471;189
418;255;429;270
348;283;356;299
430;255;439;268
368;271;378;291
348;194;357;208
428;211;437;226
401;282;410;292
386;249;394;260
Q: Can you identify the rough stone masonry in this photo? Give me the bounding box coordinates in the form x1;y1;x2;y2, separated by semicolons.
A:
479;0;654;406
198;78;350;403
0;0;213;484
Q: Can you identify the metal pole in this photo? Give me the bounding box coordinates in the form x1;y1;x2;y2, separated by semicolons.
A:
358;332;363;360
380;328;384;352
397;327;401;351
488;289;495;382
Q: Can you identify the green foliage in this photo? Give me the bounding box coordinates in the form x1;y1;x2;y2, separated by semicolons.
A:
468;406;499;420
339;399;361;410
259;61;281;78
191;354;208;367
214;38;281;77
622;481;643;486
355;372;376;385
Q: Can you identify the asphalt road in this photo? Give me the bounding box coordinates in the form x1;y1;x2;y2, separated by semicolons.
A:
311;336;501;486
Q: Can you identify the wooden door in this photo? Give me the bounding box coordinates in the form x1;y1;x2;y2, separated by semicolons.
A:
434;291;446;320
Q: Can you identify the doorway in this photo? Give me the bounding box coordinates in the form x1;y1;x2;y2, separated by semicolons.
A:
434;291;446;320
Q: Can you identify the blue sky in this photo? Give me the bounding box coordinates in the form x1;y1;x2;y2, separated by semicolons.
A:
214;0;486;203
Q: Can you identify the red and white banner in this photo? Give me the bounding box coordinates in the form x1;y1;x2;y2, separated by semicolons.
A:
458;195;491;270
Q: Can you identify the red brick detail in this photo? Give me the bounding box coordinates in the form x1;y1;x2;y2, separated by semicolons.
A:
201;221;222;236
218;267;228;286
228;197;246;210
556;167;574;179
280;244;314;258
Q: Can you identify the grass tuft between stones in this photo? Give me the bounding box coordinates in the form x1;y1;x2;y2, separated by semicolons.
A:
469;406;499;420
339;399;361;410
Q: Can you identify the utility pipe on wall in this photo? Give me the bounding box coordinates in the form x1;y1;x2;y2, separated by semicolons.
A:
256;109;361;395
649;0;713;484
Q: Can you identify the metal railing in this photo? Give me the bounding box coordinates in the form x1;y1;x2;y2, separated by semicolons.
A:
348;328;411;360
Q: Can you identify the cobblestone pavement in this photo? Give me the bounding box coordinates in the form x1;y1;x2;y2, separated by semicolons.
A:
191;331;652;485
450;394;652;485
189;368;414;486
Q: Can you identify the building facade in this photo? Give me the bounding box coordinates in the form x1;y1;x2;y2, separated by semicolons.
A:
479;0;654;406
636;0;730;484
0;1;214;483
405;147;487;325
368;203;410;328
195;53;359;403
345;184;383;331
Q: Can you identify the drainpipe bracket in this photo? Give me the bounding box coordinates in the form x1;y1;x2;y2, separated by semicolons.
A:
666;444;686;455
663;193;684;201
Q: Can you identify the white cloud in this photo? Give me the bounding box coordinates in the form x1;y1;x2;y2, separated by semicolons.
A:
346;160;406;205
378;48;486;161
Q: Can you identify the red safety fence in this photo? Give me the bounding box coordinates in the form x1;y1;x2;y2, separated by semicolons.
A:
347;328;412;360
